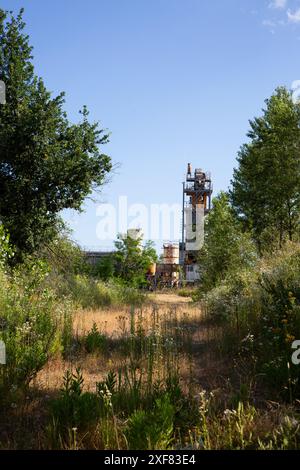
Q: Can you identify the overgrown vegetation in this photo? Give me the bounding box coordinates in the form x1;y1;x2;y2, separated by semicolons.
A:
93;232;157;288
200;242;300;401
39;233;147;308
0;8;111;260
198;192;257;292
230;87;300;251
1;7;300;452
44;305;198;450
194;88;300;407
0;232;72;401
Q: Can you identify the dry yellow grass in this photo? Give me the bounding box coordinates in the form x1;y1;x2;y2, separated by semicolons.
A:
34;292;222;394
148;292;193;304
72;292;194;337
7;294;300;450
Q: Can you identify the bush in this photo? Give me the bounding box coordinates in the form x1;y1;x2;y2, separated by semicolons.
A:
0;225;14;265
49;366;190;450
51;368;100;430
198;193;257;294
41;235;91;276
92;255;115;281
46;271;146;310
84;323;107;353
125;394;175;450
202;242;300;400
256;245;300;397
177;288;194;298
0;257;71;396
202;267;260;322
193;391;300;450
38;234;148;308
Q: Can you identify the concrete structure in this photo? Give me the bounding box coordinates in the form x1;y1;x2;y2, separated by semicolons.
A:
147;262;180;289
163;243;179;265
146;244;180;289
126;228;143;241
84;164;213;288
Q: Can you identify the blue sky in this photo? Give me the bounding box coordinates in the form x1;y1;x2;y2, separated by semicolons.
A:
2;0;300;251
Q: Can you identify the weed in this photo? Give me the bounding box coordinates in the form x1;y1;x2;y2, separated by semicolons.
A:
84;323;107;354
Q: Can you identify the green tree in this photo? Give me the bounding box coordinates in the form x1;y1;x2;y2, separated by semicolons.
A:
40;231;90;276
114;233;157;287
230;87;300;252
0;9;112;259
199;192;257;292
93;255;115;281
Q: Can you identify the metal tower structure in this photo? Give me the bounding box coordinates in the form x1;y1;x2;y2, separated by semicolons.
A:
180;163;213;282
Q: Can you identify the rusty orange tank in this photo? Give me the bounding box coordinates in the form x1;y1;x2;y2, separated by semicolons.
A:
148;263;157;276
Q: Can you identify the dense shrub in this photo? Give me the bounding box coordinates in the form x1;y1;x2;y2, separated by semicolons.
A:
198;193;257;293
37;235;148;309
125;394;174;450
84;323;107;353
41;235;91;276
45;268;146;309
50;368;100;431
50;365;191;450
202;242;300;399
0;255;71;396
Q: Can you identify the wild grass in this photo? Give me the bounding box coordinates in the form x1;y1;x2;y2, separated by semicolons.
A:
200;242;300;402
37;301;199;450
48;273;146;309
0;260;72;400
1;271;300;449
2;292;297;450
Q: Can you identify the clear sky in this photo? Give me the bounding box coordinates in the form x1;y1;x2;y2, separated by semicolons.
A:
2;0;300;251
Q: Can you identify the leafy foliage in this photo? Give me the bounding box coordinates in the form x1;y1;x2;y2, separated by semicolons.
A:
84;323;107;354
0;9;111;258
113;233;157;287
92;255;115;281
51;368;99;431
0;224;14;265
41;233;91;276
125;394;174;450
0;257;70;394
231;87;300;251
202;242;300;400
198;192;257;293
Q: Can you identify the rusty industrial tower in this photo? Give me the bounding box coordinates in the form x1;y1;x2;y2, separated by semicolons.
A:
180;163;213;283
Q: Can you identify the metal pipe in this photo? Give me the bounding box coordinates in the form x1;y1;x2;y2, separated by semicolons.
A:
182;182;185;249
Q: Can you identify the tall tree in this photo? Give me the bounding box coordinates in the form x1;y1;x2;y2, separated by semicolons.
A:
199;192;257;291
0;9;112;258
114;233;157;287
230;87;300;251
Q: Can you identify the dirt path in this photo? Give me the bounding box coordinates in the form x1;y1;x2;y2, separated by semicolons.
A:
35;291;203;393
148;292;193;304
